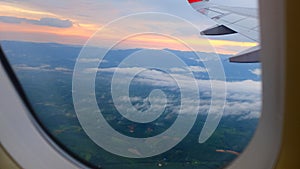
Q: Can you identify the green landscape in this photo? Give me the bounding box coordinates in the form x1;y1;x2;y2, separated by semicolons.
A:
2;41;261;169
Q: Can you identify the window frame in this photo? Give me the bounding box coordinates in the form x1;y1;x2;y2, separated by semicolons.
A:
0;0;285;168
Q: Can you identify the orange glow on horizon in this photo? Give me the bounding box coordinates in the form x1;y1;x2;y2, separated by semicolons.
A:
112;34;257;54
0;22;93;41
209;39;258;47
0;22;257;54
0;3;258;55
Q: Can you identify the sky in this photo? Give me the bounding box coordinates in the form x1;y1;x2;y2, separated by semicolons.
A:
0;0;258;54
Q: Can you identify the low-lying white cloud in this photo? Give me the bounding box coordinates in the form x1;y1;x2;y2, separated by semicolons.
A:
78;58;108;63
14;64;72;72
90;66;261;120
189;66;208;73
249;68;261;76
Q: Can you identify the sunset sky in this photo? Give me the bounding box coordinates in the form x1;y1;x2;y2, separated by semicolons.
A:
0;0;258;54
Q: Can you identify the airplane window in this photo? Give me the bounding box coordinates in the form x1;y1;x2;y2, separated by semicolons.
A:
0;0;261;169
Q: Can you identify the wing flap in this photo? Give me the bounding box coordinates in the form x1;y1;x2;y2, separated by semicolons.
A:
200;25;237;35
229;46;260;63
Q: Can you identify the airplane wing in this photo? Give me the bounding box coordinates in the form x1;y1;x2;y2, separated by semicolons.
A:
188;0;260;63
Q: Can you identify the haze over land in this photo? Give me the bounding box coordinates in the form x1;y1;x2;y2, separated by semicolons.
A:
1;40;261;169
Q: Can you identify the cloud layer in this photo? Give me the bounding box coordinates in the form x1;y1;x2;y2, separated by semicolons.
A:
93;66;261;120
12;62;261;120
0;16;73;28
14;64;72;72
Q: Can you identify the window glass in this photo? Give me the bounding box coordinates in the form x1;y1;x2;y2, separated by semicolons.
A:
0;0;261;169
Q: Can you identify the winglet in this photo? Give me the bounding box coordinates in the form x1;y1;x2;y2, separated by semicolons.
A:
188;0;203;3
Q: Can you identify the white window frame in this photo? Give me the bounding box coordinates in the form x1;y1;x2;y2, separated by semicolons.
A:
0;0;285;168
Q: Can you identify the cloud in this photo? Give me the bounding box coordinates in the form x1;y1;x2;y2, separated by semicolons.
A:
0;1;258;52
14;64;72;72
78;58;108;63
14;64;51;71
250;68;261;76
29;17;73;28
188;66;208;73
2;0;211;27
113;86;260;120
0;16;73;28
169;67;187;73
0;16;23;24
16;62;261;119
54;67;72;72
89;66;261;119
87;66;261;93
169;66;207;74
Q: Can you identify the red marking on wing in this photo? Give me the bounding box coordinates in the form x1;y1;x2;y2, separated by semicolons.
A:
188;0;203;3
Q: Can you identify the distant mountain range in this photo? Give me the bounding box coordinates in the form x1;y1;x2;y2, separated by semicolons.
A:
1;40;261;81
